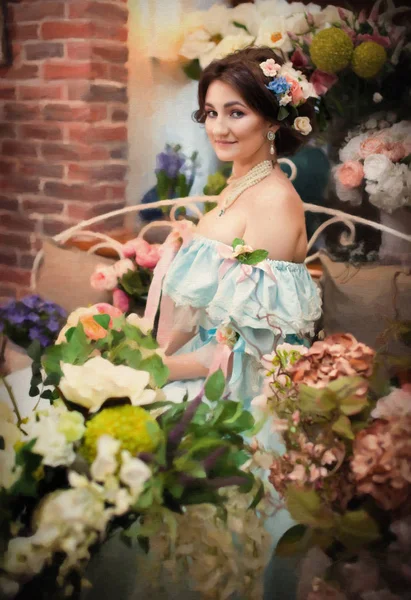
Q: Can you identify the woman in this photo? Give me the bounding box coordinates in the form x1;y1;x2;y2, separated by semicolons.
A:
146;46;322;409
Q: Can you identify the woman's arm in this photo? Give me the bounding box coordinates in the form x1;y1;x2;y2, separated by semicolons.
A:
164;352;209;381
165;328;196;356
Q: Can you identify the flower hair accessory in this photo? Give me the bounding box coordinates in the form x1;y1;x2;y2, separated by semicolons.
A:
259;59;317;129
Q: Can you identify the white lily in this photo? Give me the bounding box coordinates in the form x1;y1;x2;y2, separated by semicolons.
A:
255;16;293;53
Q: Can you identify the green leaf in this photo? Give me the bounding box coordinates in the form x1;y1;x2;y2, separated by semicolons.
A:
286;486;334;529
332;414;354;440
0;436;4;451
120;270;146;297
62;323;90;365
182;58;202;81
64;327;76;342
115;346;142;370
232;238;244;250
232;21;250;33
140;354;169;388
277;106;289;121
335;509;380;550
276;524;308;557
299;385;337;415
26;339;42;362
328;376;369;415
205;369;225;401
9;440;43;497
93;314;110;330
244;249;269;265
248;480;265;510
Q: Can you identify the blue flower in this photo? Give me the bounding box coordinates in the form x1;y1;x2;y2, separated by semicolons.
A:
266;76;291;96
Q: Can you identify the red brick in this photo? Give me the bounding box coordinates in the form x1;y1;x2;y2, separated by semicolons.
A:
12;23;39;41
0;267;32;287
67;81;90;101
92;44;128;64
19;254;36;270
19;124;63;141
88;84;127;103
111;107;128;122
43;181;107;202
1;177;40;195
0;210;36;232
67;163;127;182
0;160;17;176
90;62;110;79
66;200;124;221
3;140;38;158
19;84;64;101
18;162;64;179
44;62;92;80
0;248;19;267
25;42;64;61
100;184;126;201
1;64;38;80
0;195;19;211
110;64;128;84
0;231;32;251
43;103;106;122
41;142;109;162
4;103;41;121
0;123;16;139
16;287;34;300
0;284;17;299
41;22;93;41
70;2;128;24
0;85;16;100
22;197;65;215
68;123;125;143
92;23;128;43
66;41;91;61
12;2;65;23
42;218;75;236
110;145;127;160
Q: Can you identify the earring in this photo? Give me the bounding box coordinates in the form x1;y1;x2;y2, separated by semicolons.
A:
267;130;276;156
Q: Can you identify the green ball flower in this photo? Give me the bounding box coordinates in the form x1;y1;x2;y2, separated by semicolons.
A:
352;41;387;79
82;405;161;463
310;27;354;74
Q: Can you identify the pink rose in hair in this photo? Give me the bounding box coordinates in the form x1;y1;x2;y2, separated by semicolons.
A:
90;264;118;291
135;243;161;269
260;58;281;77
311;70;337;96
114;258;135;278
337;161;365;188
284;75;304;105
113;288;130;313
122;237;151;258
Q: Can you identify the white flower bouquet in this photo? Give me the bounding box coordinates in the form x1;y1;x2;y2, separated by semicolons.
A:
334;119;411;212
0;304;267;599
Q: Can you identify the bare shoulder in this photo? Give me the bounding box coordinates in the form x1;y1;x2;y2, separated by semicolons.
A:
244;172;304;221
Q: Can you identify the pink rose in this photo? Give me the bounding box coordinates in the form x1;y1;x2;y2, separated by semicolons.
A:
359;135;387;158
310;70;338;96
113;288;130;313
94;303;123;319
122;237;150;258
356;33;391;48
291;48;309;69
90;264;118;291
337;161;365;188
260;58;281;77
114;258;135;278
381;142;406;162
285;75;304;105
135;243;161;269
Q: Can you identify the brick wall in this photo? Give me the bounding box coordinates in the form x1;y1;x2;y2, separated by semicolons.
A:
0;0;129;301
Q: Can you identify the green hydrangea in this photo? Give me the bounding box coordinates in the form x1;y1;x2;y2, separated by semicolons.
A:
82;405;161;463
352;41;387;79
310;27;353;74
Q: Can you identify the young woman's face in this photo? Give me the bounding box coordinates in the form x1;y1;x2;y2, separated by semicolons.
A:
204;80;272;163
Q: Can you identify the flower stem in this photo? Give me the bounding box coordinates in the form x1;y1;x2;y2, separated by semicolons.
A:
0;375;25;430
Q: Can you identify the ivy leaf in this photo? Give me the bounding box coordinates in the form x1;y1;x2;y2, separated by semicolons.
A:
93;314;110;330
286;486;334;529
232;21;250;33
244;249;269;265
335;509;380;550
182;58;202;81
26;339;42;362
9;440;42;497
205;369;225;401
140;354;169;388
332;414;354;440
64;327;76;342
276;524;308;557
277;106;289;121
115;346;142;370
62;323;90;365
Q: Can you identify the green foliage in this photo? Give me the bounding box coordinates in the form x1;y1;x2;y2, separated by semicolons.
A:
140;354;169;388
205;369;225;401
276;524;309;557
9;440;43;497
335;509;381;550
286;486;334;529
231;238;269;265
182;58;202;81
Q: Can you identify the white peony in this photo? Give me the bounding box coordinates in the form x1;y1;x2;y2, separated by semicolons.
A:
90;435;121;483
285;12;310;35
119;450;151;500
0;402;21;490
255;16;293;52
335;180;363;206
363;153;394;183
59;356;157;413
200;33;255;69
179;29;216;61
339;133;367;162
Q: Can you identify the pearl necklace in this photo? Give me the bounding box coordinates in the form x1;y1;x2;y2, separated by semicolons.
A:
218;160;273;217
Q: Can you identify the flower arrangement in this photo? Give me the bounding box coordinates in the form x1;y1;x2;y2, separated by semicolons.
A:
0;295;66;350
251;332;411;599
0;305;264;599
90;239;162;312
334;119;411;211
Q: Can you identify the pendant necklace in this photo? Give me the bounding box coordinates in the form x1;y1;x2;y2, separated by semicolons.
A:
218;160;273;217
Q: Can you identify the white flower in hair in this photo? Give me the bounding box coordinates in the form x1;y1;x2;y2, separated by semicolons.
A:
293;116;312;136
259;58;281;77
279;93;292;106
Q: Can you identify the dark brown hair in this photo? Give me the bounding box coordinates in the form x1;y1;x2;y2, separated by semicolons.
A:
193;46;316;157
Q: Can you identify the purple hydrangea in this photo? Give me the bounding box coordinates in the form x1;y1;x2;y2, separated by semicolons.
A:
155;145;186;179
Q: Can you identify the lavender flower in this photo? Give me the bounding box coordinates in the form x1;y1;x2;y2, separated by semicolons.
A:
155;145;186;179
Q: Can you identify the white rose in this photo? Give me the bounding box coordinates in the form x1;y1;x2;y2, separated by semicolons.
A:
373;92;383;104
59;356;157;413
339;133;367;162
126;313;152;336
113;258;135;278
90;435;121;483
24;407;76;468
120;450;151;499
285;13;310;35
363;154;394;182
179;29;216;61
293;116;312;136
